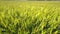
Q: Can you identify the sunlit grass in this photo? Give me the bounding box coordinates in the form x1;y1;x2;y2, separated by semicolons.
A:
0;1;60;34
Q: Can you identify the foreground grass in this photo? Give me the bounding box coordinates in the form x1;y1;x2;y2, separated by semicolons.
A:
0;1;60;34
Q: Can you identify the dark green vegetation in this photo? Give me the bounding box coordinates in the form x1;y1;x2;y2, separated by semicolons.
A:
0;1;60;34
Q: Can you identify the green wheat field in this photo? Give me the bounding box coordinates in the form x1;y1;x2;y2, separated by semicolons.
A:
0;1;60;34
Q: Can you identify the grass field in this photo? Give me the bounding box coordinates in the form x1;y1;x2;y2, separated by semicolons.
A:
0;1;60;34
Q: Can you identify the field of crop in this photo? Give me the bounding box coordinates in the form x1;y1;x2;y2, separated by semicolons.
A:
0;1;60;34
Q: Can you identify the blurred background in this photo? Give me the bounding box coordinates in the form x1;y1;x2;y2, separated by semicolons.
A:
0;0;60;1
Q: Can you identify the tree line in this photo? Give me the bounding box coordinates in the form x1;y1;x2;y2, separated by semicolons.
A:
0;0;60;1
28;0;60;1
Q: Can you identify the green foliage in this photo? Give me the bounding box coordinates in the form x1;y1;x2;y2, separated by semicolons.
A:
0;1;60;34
